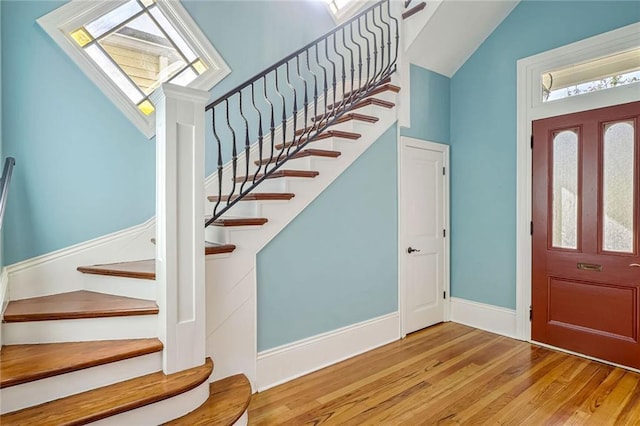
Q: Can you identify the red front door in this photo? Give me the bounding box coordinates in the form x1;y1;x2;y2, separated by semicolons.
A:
532;101;640;369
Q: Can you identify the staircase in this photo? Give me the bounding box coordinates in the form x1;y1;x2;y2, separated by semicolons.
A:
0;0;429;423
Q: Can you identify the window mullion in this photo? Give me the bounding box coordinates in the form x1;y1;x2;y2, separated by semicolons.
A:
145;5;194;73
92;42;147;102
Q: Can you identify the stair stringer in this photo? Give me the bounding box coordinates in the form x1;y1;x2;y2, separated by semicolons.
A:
204;100;398;389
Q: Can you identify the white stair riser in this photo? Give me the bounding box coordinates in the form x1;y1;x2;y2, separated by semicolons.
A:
3;315;158;344
83;274;156;301
0;352;162;414
87;380;210;426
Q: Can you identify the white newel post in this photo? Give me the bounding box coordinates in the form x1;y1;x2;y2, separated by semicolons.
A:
152;83;210;374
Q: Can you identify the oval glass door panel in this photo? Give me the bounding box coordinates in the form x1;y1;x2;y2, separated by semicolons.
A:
602;121;635;253
552;130;579;249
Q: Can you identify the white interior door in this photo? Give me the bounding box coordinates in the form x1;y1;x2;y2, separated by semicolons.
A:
401;138;448;335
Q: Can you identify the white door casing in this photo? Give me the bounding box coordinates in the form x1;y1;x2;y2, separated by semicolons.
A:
399;138;450;336
516;22;640;341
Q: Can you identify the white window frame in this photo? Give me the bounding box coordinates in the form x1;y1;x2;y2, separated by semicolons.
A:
37;0;230;139
515;22;640;342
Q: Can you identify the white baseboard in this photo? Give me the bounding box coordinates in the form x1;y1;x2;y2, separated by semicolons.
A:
450;297;517;339
256;312;400;392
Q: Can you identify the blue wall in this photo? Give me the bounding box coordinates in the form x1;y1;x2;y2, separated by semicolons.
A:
1;1;333;265
401;64;450;144
257;124;398;351
449;1;640;309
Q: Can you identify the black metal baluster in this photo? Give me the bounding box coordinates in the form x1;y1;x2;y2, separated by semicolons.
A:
363;12;377;90
210;108;223;223
226;99;238;206
351;21;363;97
357;16;371;95
334;30;347;111
370;4;386;85
326;34;337;111
238;91;250;195
263;75;276;170
343;27;355;99
297;54;309;145
274;67;287;164
309;49;319;145
381;3;393;79
316;43;329;126
251;83;264;183
286;60;299;158
390;0;400;73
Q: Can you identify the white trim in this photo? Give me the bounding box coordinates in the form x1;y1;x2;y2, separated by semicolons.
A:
398;137;450;338
36;0;229;139
450;297;517;339
6;217;154;274
0;268;8;348
532;340;640;374
255;312;400;392
516;22;640;341
6;218;155;300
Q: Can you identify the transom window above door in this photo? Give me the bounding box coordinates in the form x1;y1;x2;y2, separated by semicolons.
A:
542;47;640;103
38;0;230;138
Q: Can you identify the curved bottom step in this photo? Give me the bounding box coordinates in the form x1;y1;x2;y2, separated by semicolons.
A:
0;358;213;425
165;374;252;426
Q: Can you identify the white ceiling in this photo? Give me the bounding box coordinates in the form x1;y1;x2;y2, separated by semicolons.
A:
408;0;520;77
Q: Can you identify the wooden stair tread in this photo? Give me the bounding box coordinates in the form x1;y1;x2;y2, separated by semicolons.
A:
402;1;426;19
209;192;295;202
312;97;395;122
342;83;401;102
295;113;379;135
274;130;361;150
164;374;252;426
254;149;341;166
205;242;237;255
77;259;155;280
235;169;319;182
3;291;159;323
0;339;163;389
0;358;213;425
212;217;268;227
151;239;236;256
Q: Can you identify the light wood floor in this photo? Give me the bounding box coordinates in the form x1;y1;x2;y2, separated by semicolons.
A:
248;322;640;425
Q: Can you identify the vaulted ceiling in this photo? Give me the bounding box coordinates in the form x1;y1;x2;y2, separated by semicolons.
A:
407;0;520;77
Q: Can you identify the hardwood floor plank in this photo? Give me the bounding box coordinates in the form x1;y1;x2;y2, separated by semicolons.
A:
248;322;640;425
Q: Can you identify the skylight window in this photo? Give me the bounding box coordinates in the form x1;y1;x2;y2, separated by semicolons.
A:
325;0;366;22
542;47;640;102
38;0;230;138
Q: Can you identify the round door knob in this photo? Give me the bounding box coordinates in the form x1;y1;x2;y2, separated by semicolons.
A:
407;247;421;254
